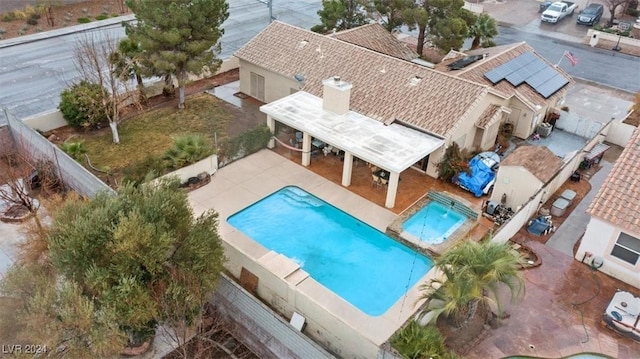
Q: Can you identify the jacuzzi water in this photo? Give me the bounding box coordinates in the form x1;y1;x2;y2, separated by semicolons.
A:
402;201;467;244
227;186;433;316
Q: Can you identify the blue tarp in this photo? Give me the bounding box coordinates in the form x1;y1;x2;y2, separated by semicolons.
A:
455;156;496;197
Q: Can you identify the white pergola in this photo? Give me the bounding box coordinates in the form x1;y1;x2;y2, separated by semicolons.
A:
261;91;444;208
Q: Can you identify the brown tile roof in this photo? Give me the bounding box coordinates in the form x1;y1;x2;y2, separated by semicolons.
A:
476;104;501;129
588;127;640;233
235;21;489;138
333;23;419;61
436;43;573;109
501;145;562;183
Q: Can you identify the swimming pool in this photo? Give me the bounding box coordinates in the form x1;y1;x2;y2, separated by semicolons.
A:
402;201;467;244
227;186;433;316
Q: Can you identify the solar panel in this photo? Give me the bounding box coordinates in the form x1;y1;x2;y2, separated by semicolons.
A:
536;74;569;98
483;52;569;98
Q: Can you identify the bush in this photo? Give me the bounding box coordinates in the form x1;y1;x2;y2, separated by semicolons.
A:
60;141;88;162
122;155;167;185
390;321;458;359
26;17;38;25
217;125;272;165
437;142;469;182
164;134;214;169
626;8;639;17
77;17;91;24
1;12;17;22
94;14;108;21
59;81;110;129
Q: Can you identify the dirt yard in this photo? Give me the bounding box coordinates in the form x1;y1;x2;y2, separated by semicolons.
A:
0;0;129;40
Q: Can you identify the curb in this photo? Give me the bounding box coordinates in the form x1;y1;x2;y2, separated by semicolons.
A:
572;76;637;98
0;14;135;49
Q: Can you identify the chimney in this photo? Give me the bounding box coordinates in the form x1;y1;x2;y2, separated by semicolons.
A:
322;76;352;115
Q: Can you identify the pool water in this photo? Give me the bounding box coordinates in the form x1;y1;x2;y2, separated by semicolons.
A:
402;201;467;244
227;186;433;316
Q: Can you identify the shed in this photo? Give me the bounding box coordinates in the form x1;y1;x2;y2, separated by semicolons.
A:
491;145;563;210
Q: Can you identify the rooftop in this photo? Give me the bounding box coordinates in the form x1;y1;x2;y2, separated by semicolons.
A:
588;126;640;234
260;91;444;173
333;23;419;61
501;145;563;183
235;21;488;138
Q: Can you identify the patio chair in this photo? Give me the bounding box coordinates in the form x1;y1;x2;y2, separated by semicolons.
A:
371;174;382;188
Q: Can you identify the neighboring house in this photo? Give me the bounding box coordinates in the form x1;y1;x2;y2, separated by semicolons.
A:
436;42;573;140
576;127;640;288
234;22;573;207
332;23;419;61
491;145;563;210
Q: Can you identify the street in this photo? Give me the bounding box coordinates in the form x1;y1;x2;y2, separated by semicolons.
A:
0;0;637;120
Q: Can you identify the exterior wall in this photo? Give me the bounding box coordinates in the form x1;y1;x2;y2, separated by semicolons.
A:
588;29;640;51
152;155;218;185
22;109;67;132
222;240;381;359
506;97;534;139
491;166;542;210
576;217;640;288
238;60;299;103
0;125;15;154
605;111;636;147
450;94;509;151
480;119;501;151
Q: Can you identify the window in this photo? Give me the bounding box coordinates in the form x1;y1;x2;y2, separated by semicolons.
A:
610;232;640;265
250;72;265;101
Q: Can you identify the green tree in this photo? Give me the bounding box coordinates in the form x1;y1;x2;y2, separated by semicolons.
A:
367;0;415;32
125;0;230;109
312;0;369;33
43;178;226;348
110;38;148;105
405;0;474;55
58;80;110;129
468;13;498;50
419;240;525;329
164;134;214;169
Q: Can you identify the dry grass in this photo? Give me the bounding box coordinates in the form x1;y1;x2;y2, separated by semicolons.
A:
77;94;234;173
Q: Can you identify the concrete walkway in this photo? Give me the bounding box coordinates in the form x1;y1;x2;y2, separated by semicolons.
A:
546;159;613;255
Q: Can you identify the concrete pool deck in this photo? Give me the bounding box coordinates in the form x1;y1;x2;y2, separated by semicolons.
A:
187;149;436;357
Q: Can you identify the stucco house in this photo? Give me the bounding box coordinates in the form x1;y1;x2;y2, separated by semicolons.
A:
233;22;573;207
491;145;563;210
576;127;640;288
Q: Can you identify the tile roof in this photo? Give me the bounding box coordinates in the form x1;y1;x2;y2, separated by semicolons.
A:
476;104;501;129
501;145;562;183
588;127;640;233
436;43;573;108
333;23;419;61
235;21;489;138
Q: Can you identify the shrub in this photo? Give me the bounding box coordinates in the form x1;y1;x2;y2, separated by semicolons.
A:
60;141;88;162
122;155;167;185
437;142;469;182
26;17;38;25
164;135;214;169
1;12;17;22
626;8;639;17
77;17;91;24
390;321;458;359
59;81;110;129
95;14;108;21
217;125;272;165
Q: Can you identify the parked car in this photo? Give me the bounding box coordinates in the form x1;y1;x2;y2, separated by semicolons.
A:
541;1;578;23
539;0;552;13
576;3;604;26
453;152;500;197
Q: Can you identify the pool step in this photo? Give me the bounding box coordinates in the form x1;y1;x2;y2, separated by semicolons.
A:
428;191;478;220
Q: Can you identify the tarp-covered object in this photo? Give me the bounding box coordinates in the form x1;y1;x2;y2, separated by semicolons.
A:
455;153;498;197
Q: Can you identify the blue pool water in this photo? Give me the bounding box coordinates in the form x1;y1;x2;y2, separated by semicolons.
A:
227;186;433;316
402;201;467;244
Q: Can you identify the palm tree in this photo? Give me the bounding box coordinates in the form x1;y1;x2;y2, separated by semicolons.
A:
419;240;525;329
468;13;499;50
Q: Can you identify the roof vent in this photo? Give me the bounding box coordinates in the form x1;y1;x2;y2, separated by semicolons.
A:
333;76;341;83
296;40;308;50
409;76;422;86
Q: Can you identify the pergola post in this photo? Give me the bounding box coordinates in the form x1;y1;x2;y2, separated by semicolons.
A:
266;115;275;149
341;152;353;186
385;171;400;208
301;132;311;166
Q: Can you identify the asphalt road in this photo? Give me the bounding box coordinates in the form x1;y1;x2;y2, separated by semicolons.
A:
495;25;640;94
0;0;323;119
1;0;638;120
